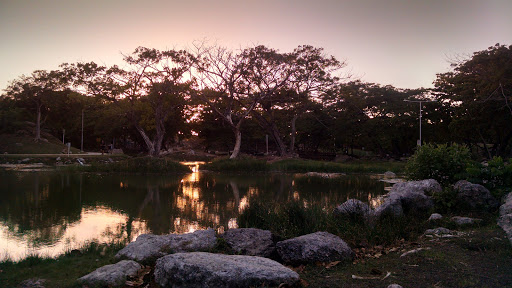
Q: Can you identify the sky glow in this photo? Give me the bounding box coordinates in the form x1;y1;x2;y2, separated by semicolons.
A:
0;0;511;91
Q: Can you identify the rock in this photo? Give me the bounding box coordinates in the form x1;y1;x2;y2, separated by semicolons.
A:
221;228;275;257
388;284;403;288
56;157;61;161
428;213;443;221
498;192;512;245
154;252;299;288
498;214;512;245
383;171;396;178
373;179;438;219
333;199;371;219
424;227;452;235
499;192;512;216
18;278;46;288
391;179;442;196
454;180;499;211
116;228;217;264
451;216;482;226
21;158;31;163
78;260;141;287
373;195;403;218
304;172;344;178
276;231;354;265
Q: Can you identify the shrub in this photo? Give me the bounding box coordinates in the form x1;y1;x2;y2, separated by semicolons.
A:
465;156;512;198
406;143;471;185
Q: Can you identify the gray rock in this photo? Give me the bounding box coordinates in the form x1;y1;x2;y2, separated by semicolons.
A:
222;228;275;257
115;228;217;264
428;213;443;221
373;194;404;218
388;284;403;288
56;157;61;161
391;179;442;196
424;227;452;235
276;231;354;265
374;179;437;219
498;214;512;245
451;216;482;226
333;199;371;219
78;260;141;287
154;252;299;288
383;171;396;178
19;278;46;288
499;192;512;216
498;192;512;245
454;180;499;210
21;158;30;163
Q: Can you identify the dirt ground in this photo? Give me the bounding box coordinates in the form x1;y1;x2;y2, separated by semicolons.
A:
298;226;512;288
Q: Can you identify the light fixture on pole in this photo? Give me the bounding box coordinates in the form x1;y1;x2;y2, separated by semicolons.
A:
404;99;436;146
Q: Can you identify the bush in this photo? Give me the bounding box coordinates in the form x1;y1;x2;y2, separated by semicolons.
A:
465;156;512;198
406;143;471;185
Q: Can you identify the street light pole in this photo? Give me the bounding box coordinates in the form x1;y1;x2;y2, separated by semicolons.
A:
81;109;84;153
404;99;436;147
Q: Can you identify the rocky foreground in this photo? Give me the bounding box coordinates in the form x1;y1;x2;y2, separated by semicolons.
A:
74;178;511;288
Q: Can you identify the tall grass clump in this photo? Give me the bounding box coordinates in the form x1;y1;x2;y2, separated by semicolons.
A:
237;200;429;247
200;157;267;172
67;157;191;173
406;143;471;185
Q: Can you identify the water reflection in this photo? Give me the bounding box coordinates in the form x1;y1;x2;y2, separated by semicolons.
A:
0;169;389;260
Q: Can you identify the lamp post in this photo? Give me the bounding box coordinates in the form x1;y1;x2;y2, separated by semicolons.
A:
81;109;84;153
404;99;436;146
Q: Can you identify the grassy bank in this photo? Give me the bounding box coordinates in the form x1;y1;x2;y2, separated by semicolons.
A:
0;242;124;288
201;157;405;174
61;157;192;174
0;134;81;154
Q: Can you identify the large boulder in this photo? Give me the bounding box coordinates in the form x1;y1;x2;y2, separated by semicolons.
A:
115;228;217;264
374;179;438;218
391;179;442;196
276;231;353;265
454;180;499;211
154;252;299;288
221;228;275;258
333;199;371;219
78;260;141;287
498;192;512;245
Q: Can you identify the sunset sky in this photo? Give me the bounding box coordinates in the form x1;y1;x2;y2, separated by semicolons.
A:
1;0;511;91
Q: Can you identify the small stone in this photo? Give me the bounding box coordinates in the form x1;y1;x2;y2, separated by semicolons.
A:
18;278;46;288
451;216;482;226
424;227;452;235
383;171;396;178
428;213;443;221
388;284;403;288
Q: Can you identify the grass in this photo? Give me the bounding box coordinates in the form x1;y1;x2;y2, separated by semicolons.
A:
0;134;81;154
61;156;192;174
201;157;405;174
0;242;125;288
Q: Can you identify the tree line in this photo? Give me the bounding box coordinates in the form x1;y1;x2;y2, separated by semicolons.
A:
1;43;511;159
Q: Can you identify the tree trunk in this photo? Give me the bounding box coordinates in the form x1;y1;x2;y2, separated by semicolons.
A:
35;104;42;141
135;124;156;156
289;114;298;154
230;128;242;159
251;111;288;156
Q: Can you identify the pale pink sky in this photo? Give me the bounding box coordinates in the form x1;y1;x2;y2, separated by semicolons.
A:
1;0;511;90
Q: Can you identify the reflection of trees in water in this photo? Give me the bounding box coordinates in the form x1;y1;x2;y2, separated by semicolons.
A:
0;171;82;246
0;171;388;246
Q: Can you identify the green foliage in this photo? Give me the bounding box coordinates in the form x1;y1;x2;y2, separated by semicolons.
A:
465;156;512;198
431;187;458;213
406;143;471;185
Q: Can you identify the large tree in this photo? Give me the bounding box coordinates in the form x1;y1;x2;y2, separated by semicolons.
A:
65;47;194;156
434;44;512;157
4;70;67;141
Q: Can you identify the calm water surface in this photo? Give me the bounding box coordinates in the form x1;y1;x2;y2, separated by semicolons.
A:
0;164;390;260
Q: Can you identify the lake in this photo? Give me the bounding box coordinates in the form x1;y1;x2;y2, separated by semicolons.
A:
0;164;391;260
